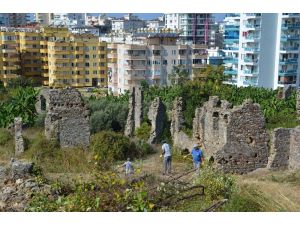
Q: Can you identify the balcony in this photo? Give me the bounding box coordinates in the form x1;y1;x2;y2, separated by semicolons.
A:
125;54;147;60
281;35;300;41
279;58;298;64
244;24;261;29
245;13;262;18
125;64;147;70
224;38;239;44
281;24;300;29
192;64;207;69
223;47;239;51
280;46;299;52
278;70;298;76
243;70;259;75
223;57;238;64
224;25;240;30
282;13;300;18
224;69;238;75
243;47;260;52
243;58;259;64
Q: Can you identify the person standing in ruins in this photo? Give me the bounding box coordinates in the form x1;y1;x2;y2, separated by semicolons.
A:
161;140;172;175
190;144;204;172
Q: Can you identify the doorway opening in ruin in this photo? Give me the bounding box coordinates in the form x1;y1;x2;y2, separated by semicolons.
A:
40;95;46;111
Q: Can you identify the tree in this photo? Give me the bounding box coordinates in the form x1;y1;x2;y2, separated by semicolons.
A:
193;65;225;85
168;65;190;85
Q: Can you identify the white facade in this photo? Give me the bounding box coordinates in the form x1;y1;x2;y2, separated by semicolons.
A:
165;14;180;29
107;34;208;94
111;14;145;33
34;13;54;26
223;13;300;89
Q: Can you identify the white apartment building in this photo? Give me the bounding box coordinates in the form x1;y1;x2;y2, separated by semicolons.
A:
165;13;214;46
34;13;54;26
223;13;300;89
111;14;146;33
107;32;208;94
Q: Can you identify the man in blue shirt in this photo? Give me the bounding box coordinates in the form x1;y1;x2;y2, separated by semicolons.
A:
122;158;134;176
191;144;204;171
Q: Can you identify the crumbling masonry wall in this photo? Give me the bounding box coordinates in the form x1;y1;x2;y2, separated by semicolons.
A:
35;88;50;114
124;87;143;137
147;97;166;144
297;89;300;119
192;97;269;174
14;117;24;156
268;127;300;170
45;88;90;148
171;97;194;151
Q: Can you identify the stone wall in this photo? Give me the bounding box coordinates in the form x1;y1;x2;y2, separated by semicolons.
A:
45;88;90;148
297;89;300;118
277;85;293;100
171;96;269;174
170;97;194;151
124;87;144;137
14;117;24;156
147;97;166;144
268;126;300;170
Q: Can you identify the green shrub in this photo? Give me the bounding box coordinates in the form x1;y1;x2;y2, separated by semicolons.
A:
135;122;151;141
0;128;12;146
89;99;128;133
90;131;153;169
194;165;237;201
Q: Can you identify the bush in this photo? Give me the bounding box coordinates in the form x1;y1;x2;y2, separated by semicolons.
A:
0;128;12;146
89;99;128;133
25;134;92;173
135;122;151;141
90;131;153;169
194;165;237;201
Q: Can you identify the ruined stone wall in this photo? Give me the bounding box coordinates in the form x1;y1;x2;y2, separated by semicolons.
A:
124;87;143;137
171;97;194;151
124;89;135;137
277;85;293;100
214;100;269;174
192;97;269;174
147;97;166;144
268;126;300;170
45;88;90;148
134;87;143;129
297;89;300;118
14;117;24;156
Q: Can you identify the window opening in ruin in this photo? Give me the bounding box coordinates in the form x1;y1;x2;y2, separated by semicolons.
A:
212;112;219;118
223;114;229;123
40;95;46;111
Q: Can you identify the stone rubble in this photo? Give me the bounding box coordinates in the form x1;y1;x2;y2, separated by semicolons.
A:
14;117;24;156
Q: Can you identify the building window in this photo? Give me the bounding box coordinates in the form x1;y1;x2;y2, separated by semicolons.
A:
85;71;89;75
172;50;176;55
93;54;97;59
85;79;89;82
100;70;105;75
85;63;90;67
163;60;168;65
93;71;97;75
100;54;105;59
85;55;89;59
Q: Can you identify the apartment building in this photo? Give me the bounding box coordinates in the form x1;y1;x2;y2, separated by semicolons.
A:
0;27;108;88
111;14;146;33
107;32;208;94
165;14;214;46
0;30;20;86
0;13;31;27
34;13;54;26
223;13;300;89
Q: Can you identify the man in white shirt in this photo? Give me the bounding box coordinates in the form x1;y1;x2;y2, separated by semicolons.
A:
161;140;172;175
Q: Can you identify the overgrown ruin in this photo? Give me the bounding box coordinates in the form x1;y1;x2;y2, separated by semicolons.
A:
44;88;90;148
124;87;144;137
147;97;166;144
170;97;194;151
268;127;300;170
14;117;24;156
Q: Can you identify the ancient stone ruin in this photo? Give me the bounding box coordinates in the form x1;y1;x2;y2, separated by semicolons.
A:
170;97;194;151
193;97;269;174
147;97;166;144
124;87;143;137
45;88;90;148
297;89;300;119
268;127;300;170
14;117;24;156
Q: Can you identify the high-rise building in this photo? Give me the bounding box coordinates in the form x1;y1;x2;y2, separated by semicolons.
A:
106;31;208;94
111;14;146;33
34;13;54;26
223;13;300;89
0;13;31;27
0;27;108;87
165;13;214;46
